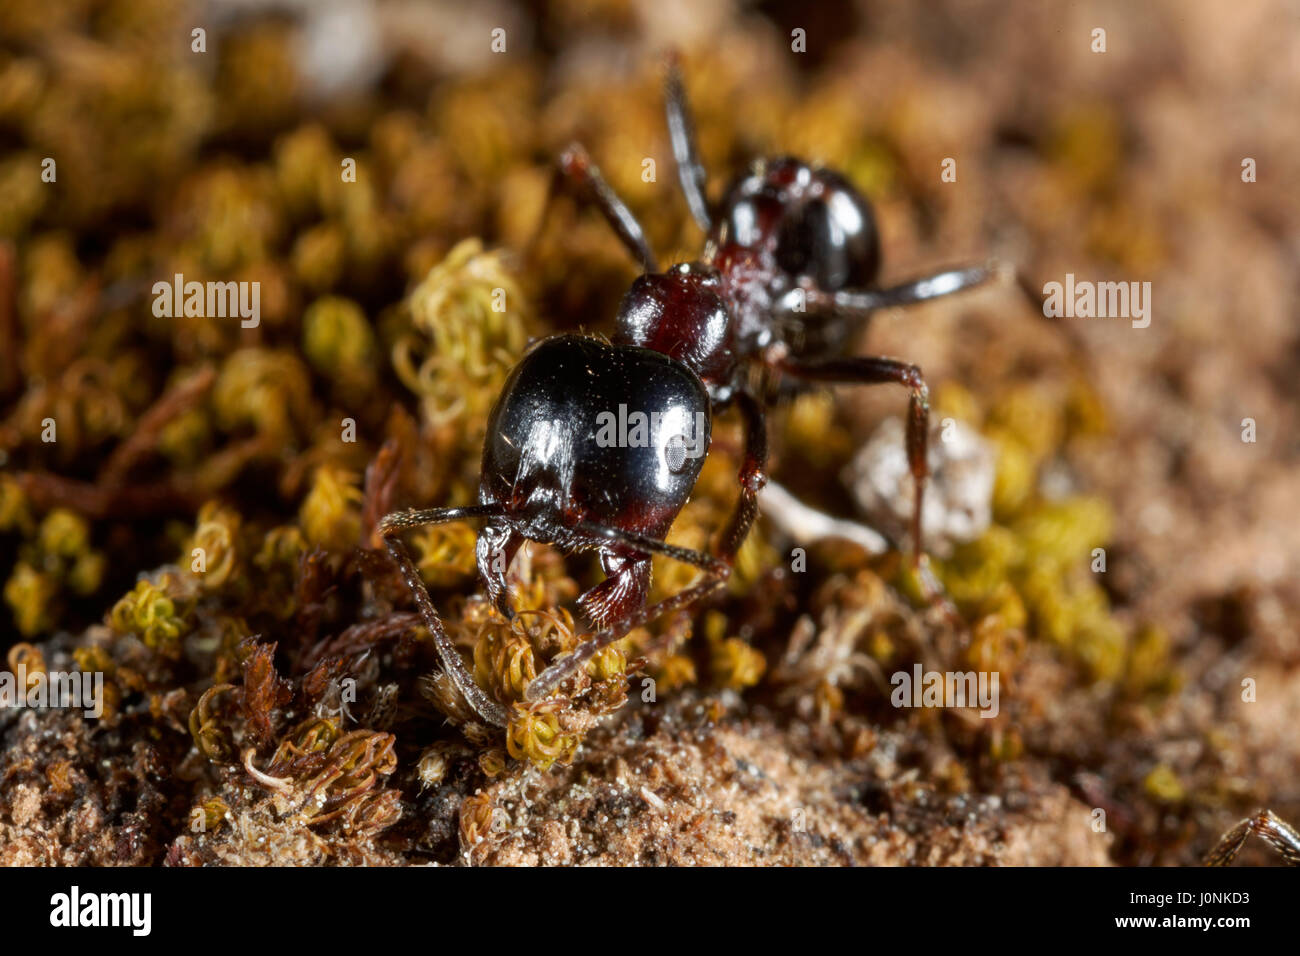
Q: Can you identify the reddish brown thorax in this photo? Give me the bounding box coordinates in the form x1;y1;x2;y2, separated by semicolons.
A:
613;265;735;394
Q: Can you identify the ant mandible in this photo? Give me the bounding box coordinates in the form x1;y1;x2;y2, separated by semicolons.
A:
380;55;1004;729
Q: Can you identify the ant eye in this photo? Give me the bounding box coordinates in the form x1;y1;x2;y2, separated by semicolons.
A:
665;435;689;473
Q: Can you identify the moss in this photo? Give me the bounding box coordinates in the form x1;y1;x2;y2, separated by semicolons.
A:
299;465;363;552
505;702;580;771
198;797;231;833
987;429;1036;520
212;348;314;444
925;372;1140;690
711;636;767;691
1144;764;1186;804
411;521;479;588
702;610;766;691
4;563;56;637
473;618;539;705
302;296;376;388
1123;623;1180;699
0;475;33;534
653;653;698;692
586;643;628;682
396;239;533;438
0;152;49;237
6;642;45;689
110;576;190;651
1046;104;1124;195
183;501;241;591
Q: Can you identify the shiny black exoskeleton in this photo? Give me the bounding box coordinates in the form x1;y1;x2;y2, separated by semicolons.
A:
477;335;711;629
381;56;1002;728
722;159;881;291
380;330;724;729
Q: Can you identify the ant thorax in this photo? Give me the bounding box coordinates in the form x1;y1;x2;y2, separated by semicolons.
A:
707;243;782;351
613;265;735;391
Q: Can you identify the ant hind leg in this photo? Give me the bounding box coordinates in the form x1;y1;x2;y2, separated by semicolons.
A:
780;356;931;566
716;390;768;564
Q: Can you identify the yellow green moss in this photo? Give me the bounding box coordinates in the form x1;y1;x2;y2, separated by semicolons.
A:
110;576;191;650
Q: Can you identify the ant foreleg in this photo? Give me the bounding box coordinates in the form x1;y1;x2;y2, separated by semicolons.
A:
1205;809;1300;866
523;525;730;703
664;51;712;234
378;505;511;728
529;142;659;273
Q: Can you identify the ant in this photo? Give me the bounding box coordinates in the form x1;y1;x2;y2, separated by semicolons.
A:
379;55;1005;729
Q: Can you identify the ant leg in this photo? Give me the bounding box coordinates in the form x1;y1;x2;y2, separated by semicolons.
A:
664;52;712;233
1206;809;1300;866
716;390;768;564
378;505;511;728
780;356;930;566
524;525;730;702
476;520;524;621
577;549;652;631
786;261;1056;326
529;142;658;273
782;263;1003;318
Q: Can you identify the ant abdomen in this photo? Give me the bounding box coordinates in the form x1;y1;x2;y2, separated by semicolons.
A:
715;157;882;291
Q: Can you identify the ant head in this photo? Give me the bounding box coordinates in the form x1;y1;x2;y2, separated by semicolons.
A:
479;334;711;547
613;264;735;388
713;157;881;291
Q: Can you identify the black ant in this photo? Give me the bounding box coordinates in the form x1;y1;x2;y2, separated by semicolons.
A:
379;56;1005;729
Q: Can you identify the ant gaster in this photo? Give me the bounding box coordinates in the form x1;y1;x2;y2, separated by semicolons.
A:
380;56;1004;729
